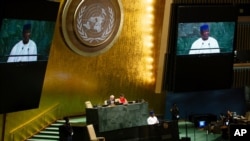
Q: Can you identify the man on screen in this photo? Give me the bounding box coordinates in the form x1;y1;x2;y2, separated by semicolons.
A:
7;23;37;62
189;24;220;54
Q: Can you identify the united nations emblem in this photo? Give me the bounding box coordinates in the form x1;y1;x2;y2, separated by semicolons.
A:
61;0;123;56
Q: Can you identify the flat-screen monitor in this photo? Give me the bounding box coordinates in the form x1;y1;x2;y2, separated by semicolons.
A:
0;0;59;113
0;18;56;62
198;120;206;128
164;4;238;92
176;22;235;56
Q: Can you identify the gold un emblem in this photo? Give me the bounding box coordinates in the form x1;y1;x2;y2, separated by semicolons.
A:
61;0;123;56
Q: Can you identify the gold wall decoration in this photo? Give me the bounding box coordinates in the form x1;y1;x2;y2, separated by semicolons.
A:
61;0;124;56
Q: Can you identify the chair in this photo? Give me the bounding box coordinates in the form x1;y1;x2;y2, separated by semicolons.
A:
85;101;93;108
86;124;105;141
104;100;108;105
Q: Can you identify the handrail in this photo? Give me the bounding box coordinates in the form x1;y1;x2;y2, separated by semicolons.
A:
9;103;61;141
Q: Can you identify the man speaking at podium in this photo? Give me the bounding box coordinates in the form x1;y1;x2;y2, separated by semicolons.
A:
189;24;220;55
7;23;37;62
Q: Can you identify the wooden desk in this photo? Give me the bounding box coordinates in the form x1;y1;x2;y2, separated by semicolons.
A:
86;102;148;132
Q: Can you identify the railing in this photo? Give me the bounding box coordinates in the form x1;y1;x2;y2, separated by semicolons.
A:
9;103;61;141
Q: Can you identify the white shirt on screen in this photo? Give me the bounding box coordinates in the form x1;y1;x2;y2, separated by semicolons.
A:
189;37;220;54
7;40;37;62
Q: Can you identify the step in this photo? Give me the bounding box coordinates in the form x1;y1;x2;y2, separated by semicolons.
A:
27;139;59;141
40;130;59;135
45;127;59;131
32;134;59;139
50;123;64;126
28;116;86;141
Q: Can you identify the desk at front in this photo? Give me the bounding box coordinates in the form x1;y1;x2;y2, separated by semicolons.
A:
86;102;148;132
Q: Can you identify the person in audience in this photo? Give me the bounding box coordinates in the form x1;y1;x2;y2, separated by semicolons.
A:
7;23;37;62
224;109;233;125
59;117;73;141
170;103;180;121
106;95;115;105
119;93;128;104
219;113;225;121
147;110;159;125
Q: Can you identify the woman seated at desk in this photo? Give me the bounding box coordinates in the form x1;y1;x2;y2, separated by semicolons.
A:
118;93;128;104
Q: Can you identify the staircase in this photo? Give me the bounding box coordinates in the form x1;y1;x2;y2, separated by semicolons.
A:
27;116;86;141
27;119;64;141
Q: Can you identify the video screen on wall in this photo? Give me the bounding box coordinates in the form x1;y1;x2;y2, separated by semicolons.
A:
176;22;235;56
0;0;59;114
0;18;56;63
165;4;238;92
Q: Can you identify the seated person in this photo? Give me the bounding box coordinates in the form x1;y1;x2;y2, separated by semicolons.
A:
219;113;225;121
147;111;159;125
106;95;115;106
226;110;234;123
223;109;234;125
119;93;128;104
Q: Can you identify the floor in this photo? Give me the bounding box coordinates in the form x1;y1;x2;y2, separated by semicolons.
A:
69;117;230;141
178;121;229;141
28;116;229;141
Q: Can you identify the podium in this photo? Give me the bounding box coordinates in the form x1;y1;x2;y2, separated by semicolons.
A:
86;102;148;132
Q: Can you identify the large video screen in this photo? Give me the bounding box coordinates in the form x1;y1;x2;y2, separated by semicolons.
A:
0;0;59;113
164;4;238;92
176;22;235;55
0;18;56;62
